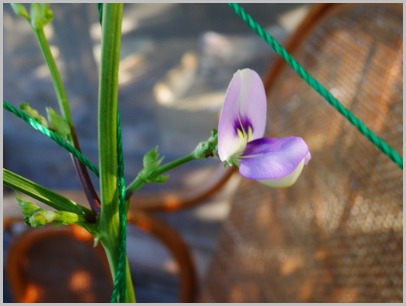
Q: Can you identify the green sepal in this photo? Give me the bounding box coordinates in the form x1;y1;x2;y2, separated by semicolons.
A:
29;210;57;227
46;107;71;140
140;147;169;183
31;209;83;228
10;4;30;21
193;128;218;159
16;193;42;226
30;3;53;29
19;102;49;127
143;147;164;170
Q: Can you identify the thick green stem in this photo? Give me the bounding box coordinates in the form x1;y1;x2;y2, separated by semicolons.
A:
97;4;135;303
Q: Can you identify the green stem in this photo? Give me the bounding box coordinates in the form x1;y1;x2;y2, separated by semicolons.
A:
126;153;196;198
32;14;101;214
97;4;135;303
126;129;218;199
33;27;73;126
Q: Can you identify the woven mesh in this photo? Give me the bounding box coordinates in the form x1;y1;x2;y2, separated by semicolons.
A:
200;4;402;303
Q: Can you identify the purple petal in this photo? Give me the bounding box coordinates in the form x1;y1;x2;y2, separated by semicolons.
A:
239;137;311;187
218;68;267;162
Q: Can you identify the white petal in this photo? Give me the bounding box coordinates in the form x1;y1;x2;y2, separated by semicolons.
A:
259;159;305;188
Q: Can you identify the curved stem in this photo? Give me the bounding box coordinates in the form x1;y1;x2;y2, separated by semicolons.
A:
126;129;218;200
126;153;196;199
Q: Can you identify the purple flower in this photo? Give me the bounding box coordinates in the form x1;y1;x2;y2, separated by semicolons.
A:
218;68;311;188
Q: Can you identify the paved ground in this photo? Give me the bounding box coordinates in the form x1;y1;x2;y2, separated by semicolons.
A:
3;3;310;302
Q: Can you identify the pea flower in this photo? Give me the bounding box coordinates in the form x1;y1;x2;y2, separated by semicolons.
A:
218;68;311;188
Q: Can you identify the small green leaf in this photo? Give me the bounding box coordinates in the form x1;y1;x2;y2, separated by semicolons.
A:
138;147;169;184
16;194;42;226
16;193;41;215
19;102;49;127
10;3;30;21
143;147;164;171
30;3;53;29
46;107;71;139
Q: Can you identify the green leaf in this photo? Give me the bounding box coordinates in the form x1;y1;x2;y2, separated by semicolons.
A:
4;168;93;217
10;3;30;21
139;147;169;184
19;102;49;127
143;147;164;171
46;107;71;139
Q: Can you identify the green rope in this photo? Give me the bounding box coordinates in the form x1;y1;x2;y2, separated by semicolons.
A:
117;114;127;302
228;3;403;170
97;4;128;302
3;100;100;176
110;111;128;303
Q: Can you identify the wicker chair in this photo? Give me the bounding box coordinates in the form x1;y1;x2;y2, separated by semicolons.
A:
199;3;402;302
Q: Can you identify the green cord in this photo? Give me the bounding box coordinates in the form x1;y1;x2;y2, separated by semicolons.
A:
228;3;403;170
117;112;127;301
110;111;127;302
3;100;100;177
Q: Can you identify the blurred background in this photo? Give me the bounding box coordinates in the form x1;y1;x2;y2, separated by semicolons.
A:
3;3;311;303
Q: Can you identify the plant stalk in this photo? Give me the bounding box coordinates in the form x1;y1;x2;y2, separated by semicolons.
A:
97;3;136;302
32;19;100;214
125;153;196;199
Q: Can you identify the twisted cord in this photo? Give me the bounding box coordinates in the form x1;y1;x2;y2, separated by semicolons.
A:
110;111;128;303
3;100;100;176
228;3;403;169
